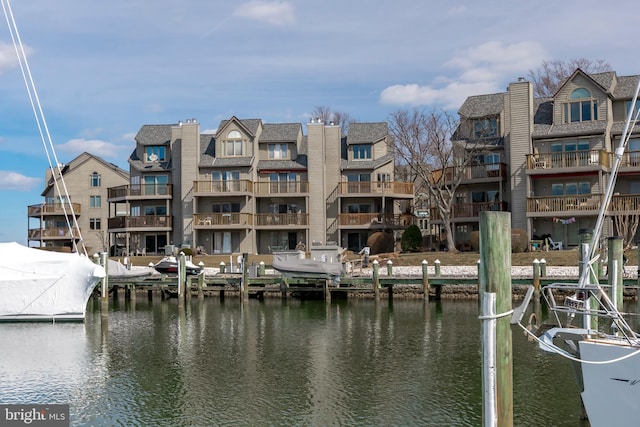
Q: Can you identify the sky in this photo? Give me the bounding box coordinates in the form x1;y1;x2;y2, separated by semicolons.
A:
0;0;638;245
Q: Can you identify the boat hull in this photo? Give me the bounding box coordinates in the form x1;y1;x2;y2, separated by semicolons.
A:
579;339;640;427
0;243;105;322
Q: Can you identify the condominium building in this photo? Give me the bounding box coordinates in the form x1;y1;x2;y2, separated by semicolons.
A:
28;152;129;254
446;68;640;249
107;117;414;256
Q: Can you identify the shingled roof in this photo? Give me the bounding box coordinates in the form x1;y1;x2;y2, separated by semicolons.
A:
259;123;301;142
135;124;173;146
346;122;388;144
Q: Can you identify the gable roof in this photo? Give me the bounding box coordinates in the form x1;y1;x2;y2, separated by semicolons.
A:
259;123;301;142
458;93;505;118
346;122;388;144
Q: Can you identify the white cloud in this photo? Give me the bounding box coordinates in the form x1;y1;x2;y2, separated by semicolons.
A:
0;171;40;191
56;138;124;159
234;1;295;26
379;41;547;109
0;42;27;73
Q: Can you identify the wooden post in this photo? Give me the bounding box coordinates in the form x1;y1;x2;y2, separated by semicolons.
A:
579;228;597;330
259;261;265;276
130;284;137;303
219;262;226;274
197;271;205;300
324;279;331;302
434;259;441;277
373;260;380;300
422;260;429;300
242;253;249;302
479;211;513;427
178;252;185;308
281;277;288;300
100;252;109;316
532;259;540;301
386;260;393;276
608;236;624;310
539;258;546;277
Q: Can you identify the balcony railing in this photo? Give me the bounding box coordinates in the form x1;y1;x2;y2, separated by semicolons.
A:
107;215;172;229
28;203;82;217
526;194;602;213
107;184;172;199
610;194;640;214
429;201;509;221
254;213;309;226
526;150;608;170
338;181;414;196
194;213;253;226
193;180;252;194
443;163;507;181
337;213;414;227
28;227;81;240
253;181;309;195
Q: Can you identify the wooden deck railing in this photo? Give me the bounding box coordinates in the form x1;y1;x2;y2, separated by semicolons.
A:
107;215;172;229
193;180;252;194
526;150;609;170
337;213;414;227
28;203;82;216
254;213;309;226
108;184;172;198
194;213;253;226
337;181;414;195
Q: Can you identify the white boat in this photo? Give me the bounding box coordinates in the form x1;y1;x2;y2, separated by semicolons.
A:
0;243;105;321
513;78;640;425
272;258;343;281
0;2;106;321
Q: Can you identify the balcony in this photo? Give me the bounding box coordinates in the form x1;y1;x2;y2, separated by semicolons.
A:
193;180;252;196
443;163;508;183
338;181;414;197
610;194;640;215
254;213;309;227
28;203;82;217
28;227;81;240
526;194;602;216
254;181;309;195
526;150;608;172
107;184;172;201
429;201;509;222
107;215;172;231
194;213;253;228
337;213;414;228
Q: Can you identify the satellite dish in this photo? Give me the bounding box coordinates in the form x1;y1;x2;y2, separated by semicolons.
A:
148;154;159;162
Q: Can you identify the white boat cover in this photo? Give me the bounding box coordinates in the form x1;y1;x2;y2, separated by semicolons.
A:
107;259;159;278
272;258;343;277
0;242;105;320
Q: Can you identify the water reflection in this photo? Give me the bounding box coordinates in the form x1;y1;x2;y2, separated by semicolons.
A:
0;297;594;426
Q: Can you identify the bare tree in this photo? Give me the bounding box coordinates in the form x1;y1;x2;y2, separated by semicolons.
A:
311;106;353;135
614;211;640;250
389;108;473;252
527;58;612;98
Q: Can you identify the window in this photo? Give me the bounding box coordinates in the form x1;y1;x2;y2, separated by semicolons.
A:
474;117;499;138
563;88;598;123
89;218;101;230
377;173;391;182
90;195;101;208
268;143;287;159
144;175;169;195
212;171;240;191
626;100;640;120
144;206;167;215
353;144;372;160
145;146;166;162
212;203;241;213
551;182;591;195
90;172;101;187
269;172;297;193
224;130;244;156
346;173;371;192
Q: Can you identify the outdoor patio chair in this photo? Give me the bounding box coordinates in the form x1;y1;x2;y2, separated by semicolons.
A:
547;237;563;250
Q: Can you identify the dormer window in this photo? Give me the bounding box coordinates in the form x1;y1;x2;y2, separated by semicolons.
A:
563;88;598;123
268;143;287;159
473;117;498;138
145;146;165;162
353;144;372;160
224;130;245;157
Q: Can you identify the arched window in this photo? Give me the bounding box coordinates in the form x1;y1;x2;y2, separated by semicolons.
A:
90;172;101;187
563;88;598;123
224;130;244;156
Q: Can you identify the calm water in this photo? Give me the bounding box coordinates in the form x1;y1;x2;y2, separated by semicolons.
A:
0;296;592;426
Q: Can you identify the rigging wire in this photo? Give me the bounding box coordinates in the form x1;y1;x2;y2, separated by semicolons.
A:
1;0;87;255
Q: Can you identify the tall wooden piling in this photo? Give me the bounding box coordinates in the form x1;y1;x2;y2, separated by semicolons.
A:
479;211;513;427
177;252;185;308
607;236;624;309
372;260;380;300
100;252;109;316
422;260;429;300
532;259;540;301
241;253;249;302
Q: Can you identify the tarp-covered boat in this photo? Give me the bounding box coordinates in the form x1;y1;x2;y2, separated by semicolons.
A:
0;243;105;321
